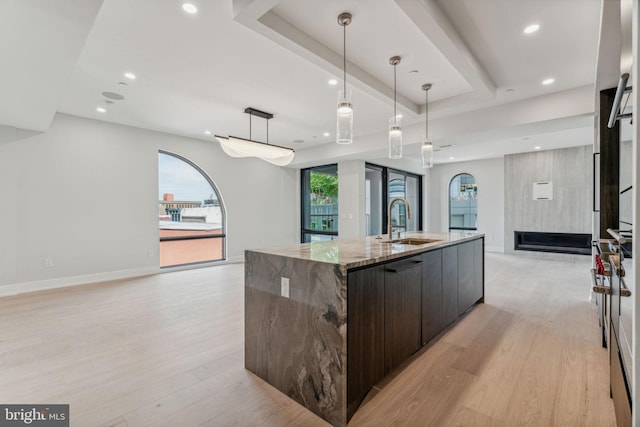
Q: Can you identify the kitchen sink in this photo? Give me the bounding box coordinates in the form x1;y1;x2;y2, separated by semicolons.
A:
379;237;442;245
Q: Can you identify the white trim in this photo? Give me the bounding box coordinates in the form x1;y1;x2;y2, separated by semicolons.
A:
158;257;244;274
227;255;244;263
0;267;160;298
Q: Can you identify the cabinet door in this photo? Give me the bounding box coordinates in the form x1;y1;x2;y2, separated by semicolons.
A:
422;249;443;345
384;257;423;373
472;238;484;304
458;239;484;315
442;245;458;326
347;265;385;419
611;335;632;426
457;240;475;314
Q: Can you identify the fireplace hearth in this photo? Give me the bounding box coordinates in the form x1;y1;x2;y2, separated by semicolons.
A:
514;231;591;255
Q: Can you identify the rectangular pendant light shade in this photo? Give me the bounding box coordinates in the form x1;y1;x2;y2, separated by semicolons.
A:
388;116;402;159
337;90;353;144
215;135;295;166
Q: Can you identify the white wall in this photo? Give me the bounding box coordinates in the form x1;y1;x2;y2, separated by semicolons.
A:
0;113;298;294
427;157;505;252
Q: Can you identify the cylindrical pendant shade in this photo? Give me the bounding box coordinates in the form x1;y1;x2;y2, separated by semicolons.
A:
337;90;353;144
388;116;402;159
421;139;433;168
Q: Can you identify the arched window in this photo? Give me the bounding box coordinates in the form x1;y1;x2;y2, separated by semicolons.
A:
158;151;226;267
449;173;477;230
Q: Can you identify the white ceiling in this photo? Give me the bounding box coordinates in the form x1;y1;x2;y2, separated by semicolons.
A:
0;0;615;168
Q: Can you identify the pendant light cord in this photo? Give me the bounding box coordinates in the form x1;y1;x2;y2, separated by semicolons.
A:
425;88;428;139
343;23;347;94
393;64;397;124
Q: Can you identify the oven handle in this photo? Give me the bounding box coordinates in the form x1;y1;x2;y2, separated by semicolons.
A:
607;228;628;244
591;268;611;295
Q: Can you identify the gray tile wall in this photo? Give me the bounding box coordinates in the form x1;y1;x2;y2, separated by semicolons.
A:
504;145;592;253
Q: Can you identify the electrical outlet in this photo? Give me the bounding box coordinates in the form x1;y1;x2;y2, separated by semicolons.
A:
281;277;290;298
44;258;53;268
147;250;154;257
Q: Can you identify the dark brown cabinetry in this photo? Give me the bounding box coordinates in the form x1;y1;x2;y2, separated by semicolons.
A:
346;264;385;420
421;249;443;345
384;257;423;373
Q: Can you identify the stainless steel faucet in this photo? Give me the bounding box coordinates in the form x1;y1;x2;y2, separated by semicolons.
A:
388;197;411;240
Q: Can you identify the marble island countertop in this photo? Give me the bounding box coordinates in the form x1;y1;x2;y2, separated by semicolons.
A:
248;231;484;271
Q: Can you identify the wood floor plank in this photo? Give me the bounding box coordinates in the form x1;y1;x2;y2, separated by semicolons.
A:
445;405;502;427
348;342;474;426
440;303;500;349
449;309;520;376
457;316;538;419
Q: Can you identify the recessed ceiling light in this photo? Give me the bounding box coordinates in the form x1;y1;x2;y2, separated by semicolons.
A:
328;79;338;86
542;78;555;85
524;24;540;34
96;107;106;113
534;146;542;150
409;70;419;74
449;156;455;160
205;130;211;135
182;3;198;14
395;114;403;119
293;139;305;144
124;72;136;80
323;132;330;137
505;88;515;93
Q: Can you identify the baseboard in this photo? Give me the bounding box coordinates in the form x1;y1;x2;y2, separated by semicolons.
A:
227;255;244;263
0;266;160;298
485;246;504;253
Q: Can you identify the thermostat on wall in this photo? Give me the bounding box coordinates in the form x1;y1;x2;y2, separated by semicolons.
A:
533;181;553;200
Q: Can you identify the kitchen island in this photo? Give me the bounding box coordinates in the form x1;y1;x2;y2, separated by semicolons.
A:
244;231;484;426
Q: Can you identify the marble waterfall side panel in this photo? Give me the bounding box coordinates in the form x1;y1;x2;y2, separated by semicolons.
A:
244;250;347;426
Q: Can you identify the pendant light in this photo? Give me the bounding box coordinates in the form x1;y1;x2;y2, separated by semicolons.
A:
336;12;353;144
389;56;402;159
421;83;433;168
215;108;295;166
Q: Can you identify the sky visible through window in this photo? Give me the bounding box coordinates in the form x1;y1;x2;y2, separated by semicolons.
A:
158;152;217;202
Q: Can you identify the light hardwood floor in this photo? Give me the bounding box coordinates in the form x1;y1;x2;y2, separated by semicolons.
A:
0;253;615;426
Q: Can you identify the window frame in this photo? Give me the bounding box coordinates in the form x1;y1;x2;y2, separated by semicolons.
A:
300;164;339;243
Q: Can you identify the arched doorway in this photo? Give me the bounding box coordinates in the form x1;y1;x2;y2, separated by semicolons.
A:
449;173;477;230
